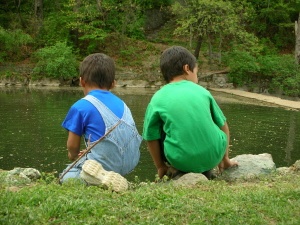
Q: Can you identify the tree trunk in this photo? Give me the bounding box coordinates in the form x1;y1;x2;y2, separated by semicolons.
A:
295;13;300;65
16;0;26;28
284;113;296;165
34;0;43;32
70;0;81;49
194;35;203;59
208;39;212;64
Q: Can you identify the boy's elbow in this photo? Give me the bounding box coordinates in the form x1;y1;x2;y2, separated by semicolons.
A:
67;144;80;161
68;152;77;161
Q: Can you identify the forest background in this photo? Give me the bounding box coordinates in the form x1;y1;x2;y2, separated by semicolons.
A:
1;0;300;97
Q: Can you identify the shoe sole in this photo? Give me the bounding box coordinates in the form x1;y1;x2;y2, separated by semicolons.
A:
80;160;128;192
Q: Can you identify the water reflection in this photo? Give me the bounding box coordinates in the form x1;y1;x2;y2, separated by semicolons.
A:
0;87;299;182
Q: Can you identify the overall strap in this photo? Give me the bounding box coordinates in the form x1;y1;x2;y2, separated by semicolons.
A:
83;95;122;129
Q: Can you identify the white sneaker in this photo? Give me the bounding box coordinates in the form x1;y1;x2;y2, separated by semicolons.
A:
80;160;128;192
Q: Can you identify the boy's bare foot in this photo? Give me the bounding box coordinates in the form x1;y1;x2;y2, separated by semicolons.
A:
218;158;238;173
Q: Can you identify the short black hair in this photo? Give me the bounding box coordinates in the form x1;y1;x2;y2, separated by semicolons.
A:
79;53;115;89
160;46;197;83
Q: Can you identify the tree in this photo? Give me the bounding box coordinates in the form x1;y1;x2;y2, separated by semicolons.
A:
172;0;252;61
32;42;77;80
295;13;300;64
34;0;43;35
241;0;300;50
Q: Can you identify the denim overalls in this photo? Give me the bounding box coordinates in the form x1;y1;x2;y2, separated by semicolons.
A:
60;95;142;183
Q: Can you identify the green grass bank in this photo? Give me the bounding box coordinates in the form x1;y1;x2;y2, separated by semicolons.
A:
1;172;300;225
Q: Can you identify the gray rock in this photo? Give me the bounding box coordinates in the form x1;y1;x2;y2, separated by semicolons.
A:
21;168;41;180
220;153;276;181
5;167;41;185
276;167;291;174
172;173;208;187
291;160;300;171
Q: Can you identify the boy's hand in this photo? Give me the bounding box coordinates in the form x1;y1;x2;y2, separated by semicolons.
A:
166;166;180;178
157;164;169;178
78;149;87;157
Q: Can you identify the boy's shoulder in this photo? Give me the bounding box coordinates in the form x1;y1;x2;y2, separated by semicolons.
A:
159;81;209;92
152;81;210;100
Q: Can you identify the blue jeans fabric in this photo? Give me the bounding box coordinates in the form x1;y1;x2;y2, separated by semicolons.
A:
60;95;142;183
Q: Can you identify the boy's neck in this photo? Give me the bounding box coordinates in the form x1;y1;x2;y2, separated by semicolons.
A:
83;85;109;95
170;75;187;83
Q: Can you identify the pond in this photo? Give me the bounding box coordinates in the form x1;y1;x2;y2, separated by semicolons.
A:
0;86;299;182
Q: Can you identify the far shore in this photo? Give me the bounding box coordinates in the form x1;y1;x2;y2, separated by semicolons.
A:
1;79;299;111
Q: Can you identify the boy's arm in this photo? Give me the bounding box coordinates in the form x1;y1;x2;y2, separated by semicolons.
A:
219;121;238;170
66;131;81;161
220;121;230;148
146;140;168;178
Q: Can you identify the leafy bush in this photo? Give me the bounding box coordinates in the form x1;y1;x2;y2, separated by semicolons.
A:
224;50;300;96
0;26;33;61
32;42;78;80
264;55;300;96
223;50;260;86
37;13;70;47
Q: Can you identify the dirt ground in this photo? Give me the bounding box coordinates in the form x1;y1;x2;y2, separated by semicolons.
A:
210;88;300;111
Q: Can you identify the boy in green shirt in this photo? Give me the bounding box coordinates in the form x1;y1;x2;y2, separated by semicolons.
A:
142;46;238;179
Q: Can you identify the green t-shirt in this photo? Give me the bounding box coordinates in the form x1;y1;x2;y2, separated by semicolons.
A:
143;80;227;172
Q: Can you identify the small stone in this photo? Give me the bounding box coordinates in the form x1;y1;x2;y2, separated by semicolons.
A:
172;173;208;187
291;160;300;171
276;167;291;174
21;168;41;180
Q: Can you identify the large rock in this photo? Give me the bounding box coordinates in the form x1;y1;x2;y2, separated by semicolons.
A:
5;167;41;185
165;153;277;187
220;153;276;181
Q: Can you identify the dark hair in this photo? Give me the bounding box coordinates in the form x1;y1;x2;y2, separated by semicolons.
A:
160;46;197;83
79;53;115;89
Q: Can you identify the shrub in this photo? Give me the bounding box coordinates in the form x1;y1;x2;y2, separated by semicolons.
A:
32;42;78;80
265;55;300;96
223;50;259;86
224;50;300;96
0;26;33;61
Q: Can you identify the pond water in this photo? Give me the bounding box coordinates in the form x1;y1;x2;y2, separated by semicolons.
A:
0;86;299;182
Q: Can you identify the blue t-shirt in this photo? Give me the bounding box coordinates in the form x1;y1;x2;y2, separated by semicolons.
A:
62;89;124;142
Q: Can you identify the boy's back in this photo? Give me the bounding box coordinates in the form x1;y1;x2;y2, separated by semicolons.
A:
143;80;227;172
142;46;238;179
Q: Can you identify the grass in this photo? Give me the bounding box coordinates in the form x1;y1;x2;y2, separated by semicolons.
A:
1;172;300;225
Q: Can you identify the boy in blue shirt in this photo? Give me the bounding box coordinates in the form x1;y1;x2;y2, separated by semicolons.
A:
60;53;142;191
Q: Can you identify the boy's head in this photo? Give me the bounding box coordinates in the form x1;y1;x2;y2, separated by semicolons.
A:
160;46;197;83
80;53;115;89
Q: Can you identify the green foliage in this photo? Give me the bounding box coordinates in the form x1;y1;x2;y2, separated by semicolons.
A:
61;0;147;54
172;0;239;37
230;31;263;56
139;0;173;9
262;55;300;96
32;42;78;80
37;12;71;47
224;50;300;96
0;0;300;95
223;50;260;86
120;46;139;60
244;0;298;49
172;0;260;60
0;27;33;61
104;1;145;40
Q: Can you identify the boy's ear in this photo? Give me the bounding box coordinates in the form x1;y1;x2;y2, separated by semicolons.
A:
80;77;86;87
110;80;117;89
183;64;190;74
